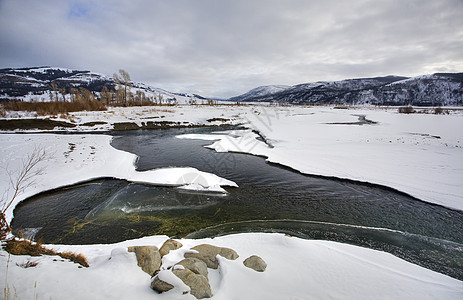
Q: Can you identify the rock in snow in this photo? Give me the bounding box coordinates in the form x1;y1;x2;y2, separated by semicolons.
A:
243;255;267;272
159;238;183;257
172;268;213;299
128;246;161;276
176;258;209;277
150;276;175;293
150;242;263;299
185;244;239;269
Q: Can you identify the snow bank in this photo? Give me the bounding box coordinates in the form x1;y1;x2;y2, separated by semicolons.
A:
0;133;237;224
179;106;463;211
1;233;461;299
0;105;248;132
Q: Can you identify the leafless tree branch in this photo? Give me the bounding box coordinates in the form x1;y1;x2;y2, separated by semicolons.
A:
1;146;48;235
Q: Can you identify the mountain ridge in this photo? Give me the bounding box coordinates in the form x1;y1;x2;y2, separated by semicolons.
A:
2;67;462;106
0;66;206;104
229;73;463;106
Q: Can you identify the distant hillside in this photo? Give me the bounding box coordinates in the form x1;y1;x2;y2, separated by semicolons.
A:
229;85;290;102
230;74;463;106
0;67;206;104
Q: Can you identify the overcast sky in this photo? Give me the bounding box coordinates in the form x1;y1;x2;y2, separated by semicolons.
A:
1;0;462;98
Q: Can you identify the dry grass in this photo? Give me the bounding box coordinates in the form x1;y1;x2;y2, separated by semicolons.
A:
2;100;106;115
3;238;89;268
58;251;89;268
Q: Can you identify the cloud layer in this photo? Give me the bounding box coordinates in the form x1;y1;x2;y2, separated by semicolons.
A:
1;0;462;98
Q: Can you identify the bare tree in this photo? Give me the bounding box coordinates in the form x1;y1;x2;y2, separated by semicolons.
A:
79;87;95;102
100;86;113;105
59;87;67;102
113;69;133;106
50;82;59;102
1;146;47;236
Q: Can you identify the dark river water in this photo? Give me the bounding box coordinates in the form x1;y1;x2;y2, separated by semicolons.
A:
11;127;463;280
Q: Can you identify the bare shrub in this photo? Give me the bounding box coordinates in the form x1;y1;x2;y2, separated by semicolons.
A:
398;106;415;114
16;259;40;268
433;107;449;115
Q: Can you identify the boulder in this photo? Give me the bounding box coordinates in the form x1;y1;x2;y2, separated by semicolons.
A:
173;268;212;299
151;276;174;293
243;255;267;272
159;239;183;257
185;244;238;269
128;246;161;276
219;247;239;260
176;258;208;277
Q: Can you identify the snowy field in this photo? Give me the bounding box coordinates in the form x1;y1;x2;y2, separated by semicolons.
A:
1;105;462;299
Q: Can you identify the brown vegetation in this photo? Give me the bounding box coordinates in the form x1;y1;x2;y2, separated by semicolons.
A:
398;106;415;114
2;98;106;115
3;238;89;267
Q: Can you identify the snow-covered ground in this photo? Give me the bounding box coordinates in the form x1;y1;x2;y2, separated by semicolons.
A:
1;105;245;132
1;104;462;299
180;106;463;211
1;233;462;300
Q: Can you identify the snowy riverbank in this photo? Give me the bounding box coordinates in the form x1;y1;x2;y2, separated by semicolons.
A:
181;106;463;211
1;233;462;300
1;105;462;299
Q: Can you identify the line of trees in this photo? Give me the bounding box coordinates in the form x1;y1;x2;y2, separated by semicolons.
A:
44;69;165;108
3;69;221;114
103;69;166;106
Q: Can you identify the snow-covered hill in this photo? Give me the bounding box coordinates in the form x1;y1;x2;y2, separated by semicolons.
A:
230;74;463;106
0;67;206;104
229;85;290;102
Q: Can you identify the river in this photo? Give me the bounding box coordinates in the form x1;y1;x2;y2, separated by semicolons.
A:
11;127;463;280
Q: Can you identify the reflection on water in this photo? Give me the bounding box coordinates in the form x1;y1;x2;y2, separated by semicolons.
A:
85;183;222;218
11;127;463;280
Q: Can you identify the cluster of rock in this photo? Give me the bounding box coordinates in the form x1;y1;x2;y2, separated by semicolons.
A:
127;239;267;299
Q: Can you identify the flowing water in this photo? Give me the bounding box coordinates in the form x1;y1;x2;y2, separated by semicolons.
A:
11;127;463;280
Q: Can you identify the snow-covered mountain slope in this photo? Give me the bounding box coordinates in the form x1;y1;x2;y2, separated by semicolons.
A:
0;67;206;104
230;74;463;106
229;85;290;102
364;73;463;106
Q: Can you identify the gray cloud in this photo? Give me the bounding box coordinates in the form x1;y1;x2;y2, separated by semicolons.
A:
1;0;462;98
